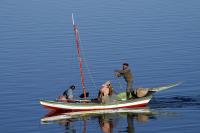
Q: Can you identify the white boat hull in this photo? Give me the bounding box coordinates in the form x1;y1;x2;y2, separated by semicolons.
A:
40;96;152;111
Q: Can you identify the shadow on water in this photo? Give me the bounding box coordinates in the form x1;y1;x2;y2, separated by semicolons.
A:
150;95;200;109
40;107;171;133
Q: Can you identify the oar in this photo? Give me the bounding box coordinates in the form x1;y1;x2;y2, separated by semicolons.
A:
149;82;182;92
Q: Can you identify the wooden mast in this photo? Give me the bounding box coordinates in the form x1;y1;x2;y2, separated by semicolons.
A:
72;14;87;99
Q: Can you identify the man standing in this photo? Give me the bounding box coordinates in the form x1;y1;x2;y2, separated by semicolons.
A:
115;63;133;100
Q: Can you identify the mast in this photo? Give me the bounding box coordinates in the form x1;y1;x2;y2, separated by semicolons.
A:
72;13;87;99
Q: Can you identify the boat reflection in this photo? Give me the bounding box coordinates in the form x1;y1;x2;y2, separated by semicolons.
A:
41;107;157;133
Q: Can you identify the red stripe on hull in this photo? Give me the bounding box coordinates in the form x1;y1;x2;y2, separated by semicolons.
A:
41;103;148;112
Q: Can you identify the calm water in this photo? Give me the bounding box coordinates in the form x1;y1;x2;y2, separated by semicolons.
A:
0;0;200;132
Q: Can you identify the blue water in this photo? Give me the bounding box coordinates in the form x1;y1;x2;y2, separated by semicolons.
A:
0;0;200;132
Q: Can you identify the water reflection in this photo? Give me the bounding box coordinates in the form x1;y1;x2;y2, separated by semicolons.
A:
98;114;114;133
41;107;158;133
127;113;134;133
58;119;76;133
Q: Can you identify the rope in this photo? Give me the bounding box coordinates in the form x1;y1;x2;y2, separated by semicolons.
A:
67;35;76;85
115;76;124;91
76;29;98;92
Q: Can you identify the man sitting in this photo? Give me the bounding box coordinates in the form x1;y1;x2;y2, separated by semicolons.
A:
58;85;76;101
98;81;113;103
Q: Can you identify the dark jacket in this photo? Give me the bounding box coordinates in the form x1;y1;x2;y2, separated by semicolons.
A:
115;68;133;83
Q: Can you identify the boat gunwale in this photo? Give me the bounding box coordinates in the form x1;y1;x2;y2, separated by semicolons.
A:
40;95;152;107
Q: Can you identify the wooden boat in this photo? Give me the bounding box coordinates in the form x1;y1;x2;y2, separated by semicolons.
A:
40;96;151;111
40;82;180;111
39;14;181;112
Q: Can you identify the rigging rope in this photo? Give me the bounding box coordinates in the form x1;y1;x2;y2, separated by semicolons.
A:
69;38;78;85
115;76;123;91
77;30;98;92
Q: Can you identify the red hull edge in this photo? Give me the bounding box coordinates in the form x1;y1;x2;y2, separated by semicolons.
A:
42;103;148;112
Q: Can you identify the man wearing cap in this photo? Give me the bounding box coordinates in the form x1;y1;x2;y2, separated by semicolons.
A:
115;63;133;100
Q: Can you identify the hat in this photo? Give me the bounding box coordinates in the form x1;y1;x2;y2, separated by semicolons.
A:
102;81;111;87
70;85;75;89
123;63;129;66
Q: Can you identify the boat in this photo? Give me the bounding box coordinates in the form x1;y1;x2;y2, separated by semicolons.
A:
39;14;181;112
40;82;180;111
